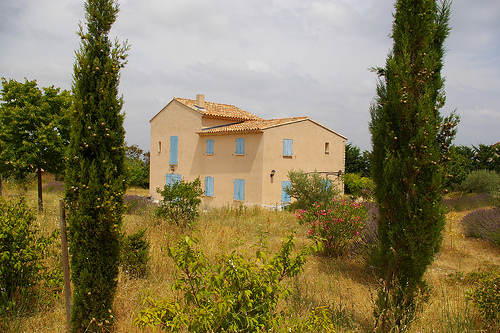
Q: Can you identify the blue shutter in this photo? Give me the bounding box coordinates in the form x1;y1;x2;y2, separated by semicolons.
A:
234;179;245;201
205;176;214;197
170;136;178;165
165;173;182;187
206;139;214;155
281;181;291;203
283;139;293;156
236;138;245;155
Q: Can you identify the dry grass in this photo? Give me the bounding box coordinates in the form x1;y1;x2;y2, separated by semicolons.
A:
2;182;499;332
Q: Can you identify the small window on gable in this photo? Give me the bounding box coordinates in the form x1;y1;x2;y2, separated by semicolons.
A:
206;139;214;155
158;141;162;153
325;142;330;154
205;176;214;197
283;139;293;157
236;138;245;155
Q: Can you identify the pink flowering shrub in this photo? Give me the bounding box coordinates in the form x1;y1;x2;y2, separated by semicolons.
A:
295;198;368;257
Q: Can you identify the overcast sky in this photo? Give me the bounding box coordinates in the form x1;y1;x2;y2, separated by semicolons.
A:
1;0;499;152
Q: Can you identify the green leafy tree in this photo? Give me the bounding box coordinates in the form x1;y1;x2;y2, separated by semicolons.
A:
125;144;149;189
285;170;339;211
64;0;129;331
444;145;474;190
0;78;72;209
472;143;500;173
369;0;458;331
345;142;371;177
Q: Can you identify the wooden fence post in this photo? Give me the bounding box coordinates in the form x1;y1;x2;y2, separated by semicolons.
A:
59;199;71;332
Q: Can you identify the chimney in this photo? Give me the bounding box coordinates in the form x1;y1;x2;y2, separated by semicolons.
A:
196;94;205;109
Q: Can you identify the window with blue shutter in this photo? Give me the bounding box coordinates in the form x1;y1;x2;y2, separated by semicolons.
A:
234;179;245;201
206;139;214;155
283;139;293;156
205;176;214;197
170;136;178;165
165;174;182;187
236;138;245;155
281;181;291;203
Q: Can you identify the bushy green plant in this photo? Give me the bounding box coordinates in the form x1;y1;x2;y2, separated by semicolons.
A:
155;178;203;226
466;267;500;322
286;306;336;333
460;170;500;194
121;228;150;278
342;173;374;201
135;235;310;332
295;198;367;257
0;197;59;315
285;170;339;211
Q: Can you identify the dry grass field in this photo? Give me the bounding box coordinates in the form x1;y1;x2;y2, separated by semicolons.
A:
2;181;499;332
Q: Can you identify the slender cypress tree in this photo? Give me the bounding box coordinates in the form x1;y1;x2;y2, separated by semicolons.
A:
65;0;129;331
369;0;458;331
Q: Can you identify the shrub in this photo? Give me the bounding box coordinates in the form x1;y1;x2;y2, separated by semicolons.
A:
466;266;500;322
442;193;492;212
295;198;367;257
135;235;310;332
285;170;339;211
155;178;203;226
342;173;374;201
460;170;500;194
462;208;500;248
0;197;59;315
121;228;150;278
42;180;65;193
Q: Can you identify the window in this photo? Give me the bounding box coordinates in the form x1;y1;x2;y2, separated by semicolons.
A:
170;136;178;165
206;139;214;155
205;176;214;197
234;179;245;201
325;142;330;154
158;141;162;153
236;138;245;155
283;139;293;156
281;181;291;203
165;173;182;187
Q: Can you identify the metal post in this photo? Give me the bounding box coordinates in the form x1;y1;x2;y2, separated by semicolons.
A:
59;199;71;332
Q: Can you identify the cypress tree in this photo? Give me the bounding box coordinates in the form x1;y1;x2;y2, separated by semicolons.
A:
369;0;458;331
65;0;129;331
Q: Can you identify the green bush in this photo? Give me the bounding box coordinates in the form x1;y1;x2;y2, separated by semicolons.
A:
155;178;204;226
285;170;339;211
0;197;60;315
295;198;367;257
460;170;500;194
121;228;150;278
466;267;500;322
342;173;374;201
135;235;311;332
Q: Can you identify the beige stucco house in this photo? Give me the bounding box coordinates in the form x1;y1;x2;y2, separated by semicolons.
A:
149;94;347;208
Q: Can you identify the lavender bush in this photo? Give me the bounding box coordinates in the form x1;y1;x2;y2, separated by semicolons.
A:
462;208;500;248
124;195;155;215
442;193;492;212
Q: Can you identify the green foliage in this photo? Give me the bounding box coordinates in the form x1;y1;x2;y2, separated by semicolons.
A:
0;197;60;316
443;145;474;190
345;143;371;177
135;235;310;332
369;0;457;330
295;198;367;257
460;170;500;194
342;173;374;201
286;306;336;333
155;178;203;226
65;0;129;331
125;144;149;189
472;143;500;173
0;77;72;209
285;170;339;211
466;267;500;322
121;228;150;278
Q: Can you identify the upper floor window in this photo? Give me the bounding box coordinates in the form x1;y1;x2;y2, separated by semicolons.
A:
325;142;330;154
170;136;178;165
283;139;293;157
236;138;245;155
206;139;214;155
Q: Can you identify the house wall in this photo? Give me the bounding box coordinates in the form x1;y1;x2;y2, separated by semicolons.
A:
149;101;204;200
260;120;346;207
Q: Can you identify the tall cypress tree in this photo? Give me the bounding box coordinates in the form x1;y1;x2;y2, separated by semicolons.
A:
369;0;458;331
65;0;129;331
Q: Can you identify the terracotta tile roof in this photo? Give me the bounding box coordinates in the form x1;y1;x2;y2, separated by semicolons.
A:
198;116;309;136
174;97;262;121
